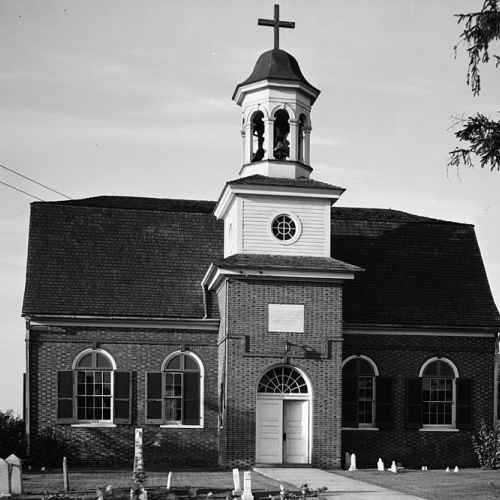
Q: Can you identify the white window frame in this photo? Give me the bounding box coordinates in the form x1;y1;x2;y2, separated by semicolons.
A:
71;348;116;425
342;355;379;429
268;212;302;245
159;350;205;429
419;357;459;431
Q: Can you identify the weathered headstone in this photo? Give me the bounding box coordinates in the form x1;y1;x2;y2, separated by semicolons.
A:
5;455;22;495
232;468;241;496
241;471;253;500
377;458;384;471
345;452;351;470
389;461;397;473
131;429;147;500
421;466;428;471
0;458;10;496
348;453;357;472
445;466;450;473
454;466;459;473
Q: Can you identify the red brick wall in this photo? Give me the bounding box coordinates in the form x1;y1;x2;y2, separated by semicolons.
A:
28;326;219;467
342;333;496;468
217;278;344;468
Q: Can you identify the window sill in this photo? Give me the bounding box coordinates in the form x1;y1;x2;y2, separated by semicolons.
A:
71;423;117;428
419;427;458;432
342;427;379;431
159;424;203;429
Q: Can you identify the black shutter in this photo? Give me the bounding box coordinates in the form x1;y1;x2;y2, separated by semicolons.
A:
375;377;394;429
114;371;132;424
342;376;358;428
57;371;74;422
406;377;422;429
183;372;200;425
456;378;473;430
146;372;163;423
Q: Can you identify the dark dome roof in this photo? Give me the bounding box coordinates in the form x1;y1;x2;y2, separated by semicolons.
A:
233;49;320;100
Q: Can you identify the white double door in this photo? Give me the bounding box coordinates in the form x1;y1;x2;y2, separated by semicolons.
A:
256;397;309;464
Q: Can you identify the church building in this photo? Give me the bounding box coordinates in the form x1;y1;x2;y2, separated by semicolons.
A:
22;6;499;469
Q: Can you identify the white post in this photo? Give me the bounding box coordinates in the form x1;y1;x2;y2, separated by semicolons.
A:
5;455;22;495
241;471;253;500
377;458;384;472
265;118;275;160
445;466;450;473
167;471;172;491
132;429;147;500
63;456;69;492
348;453;357;472
232;468;242;496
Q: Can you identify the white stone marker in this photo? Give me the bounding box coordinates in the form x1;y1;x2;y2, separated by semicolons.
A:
131;429;147;500
421;466;428;471
5;455;22;495
445;466;450;473
454;466;459;473
63;456;69;492
348;453;357;471
242;471;253;500
390;461;397;473
377;458;385;472
0;458;10;496
167;471;172;491
232;468;242;496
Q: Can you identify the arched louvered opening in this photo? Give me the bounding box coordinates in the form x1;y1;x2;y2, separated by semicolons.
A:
250;110;265;162
273;109;290;160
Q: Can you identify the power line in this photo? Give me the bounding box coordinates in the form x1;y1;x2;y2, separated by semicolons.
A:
0;180;45;201
0;162;71;199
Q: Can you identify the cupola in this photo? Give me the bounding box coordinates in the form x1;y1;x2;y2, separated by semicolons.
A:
233;5;320;179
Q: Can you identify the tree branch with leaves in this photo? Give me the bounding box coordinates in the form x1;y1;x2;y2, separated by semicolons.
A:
449;0;500;171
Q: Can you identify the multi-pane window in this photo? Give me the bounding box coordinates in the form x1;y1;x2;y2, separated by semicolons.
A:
421;359;456;426
75;351;113;422
146;352;202;426
342;357;376;426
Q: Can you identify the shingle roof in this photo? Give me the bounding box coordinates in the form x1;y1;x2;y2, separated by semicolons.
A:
233;49;320;100
22;196;500;328
228;174;344;192
215;254;362;273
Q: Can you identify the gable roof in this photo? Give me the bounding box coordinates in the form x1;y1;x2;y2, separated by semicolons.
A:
22;196;500;328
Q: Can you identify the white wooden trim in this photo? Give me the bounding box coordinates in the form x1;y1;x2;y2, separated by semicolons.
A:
419;357;459;378
342;354;380;376
72;347;117;370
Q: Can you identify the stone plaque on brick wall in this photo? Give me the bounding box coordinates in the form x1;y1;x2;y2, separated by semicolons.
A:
268;304;304;332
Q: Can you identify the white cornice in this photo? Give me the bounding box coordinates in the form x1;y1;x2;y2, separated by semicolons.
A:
344;325;497;337
26;315;220;331
214;182;343;220
202;264;355;292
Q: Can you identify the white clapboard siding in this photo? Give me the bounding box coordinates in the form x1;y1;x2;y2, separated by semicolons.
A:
241;195;331;256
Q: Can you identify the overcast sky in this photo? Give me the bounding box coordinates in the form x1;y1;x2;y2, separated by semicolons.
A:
1;0;499;413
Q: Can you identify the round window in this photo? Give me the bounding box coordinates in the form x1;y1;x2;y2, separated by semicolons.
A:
271;214;297;241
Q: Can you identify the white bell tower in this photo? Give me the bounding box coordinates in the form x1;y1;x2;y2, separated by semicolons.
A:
232;4;320;179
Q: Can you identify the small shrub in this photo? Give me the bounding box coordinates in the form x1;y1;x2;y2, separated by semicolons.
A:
0;410;26;459
30;428;74;468
472;420;500;469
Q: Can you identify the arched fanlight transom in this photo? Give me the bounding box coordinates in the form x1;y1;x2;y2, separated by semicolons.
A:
258;365;309;394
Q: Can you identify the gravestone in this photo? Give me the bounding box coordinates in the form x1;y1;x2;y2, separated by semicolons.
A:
63;456;69;492
445;466;450;473
131;429;147;500
232;468;242;496
242;471;253;500
348;453;357;471
5;455;22;495
389;461;397;473
0;458;10;496
166;472;172;491
454;466;459;473
377;458;384;472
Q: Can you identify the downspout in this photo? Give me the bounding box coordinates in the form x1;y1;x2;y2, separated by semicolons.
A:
24;318;31;456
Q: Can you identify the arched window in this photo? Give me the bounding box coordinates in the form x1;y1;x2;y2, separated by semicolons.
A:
250;110;265;162
258;365;309;394
297;114;306;162
74;350;114;422
57;348;131;425
273;109;290;160
146;351;203;427
342;356;379;428
420;358;458;427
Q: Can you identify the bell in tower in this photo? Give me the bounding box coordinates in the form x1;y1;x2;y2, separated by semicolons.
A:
232;4;320;179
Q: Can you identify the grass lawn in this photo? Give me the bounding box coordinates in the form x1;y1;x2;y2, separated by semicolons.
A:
23;469;291;497
335;468;500;500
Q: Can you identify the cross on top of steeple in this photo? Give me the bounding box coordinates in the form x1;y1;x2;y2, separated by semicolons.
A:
258;4;295;50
